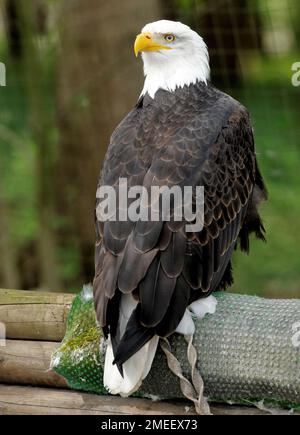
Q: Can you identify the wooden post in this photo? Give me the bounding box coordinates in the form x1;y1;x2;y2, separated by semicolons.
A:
0;385;277;415
0;340;67;388
0;289;74;341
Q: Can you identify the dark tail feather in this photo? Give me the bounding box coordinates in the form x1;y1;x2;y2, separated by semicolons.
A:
113;304;154;369
240;215;266;253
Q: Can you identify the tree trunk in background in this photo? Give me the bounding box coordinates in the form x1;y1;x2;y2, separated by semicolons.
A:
18;0;61;291
56;0;162;287
4;0;47;58
200;0;263;87
0;196;20;289
4;0;23;58
162;0;263;88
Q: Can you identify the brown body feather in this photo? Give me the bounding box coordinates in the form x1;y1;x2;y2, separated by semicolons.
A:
93;82;267;367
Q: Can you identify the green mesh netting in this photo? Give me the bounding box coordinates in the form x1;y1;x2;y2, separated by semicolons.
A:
51;286;300;410
51;286;106;395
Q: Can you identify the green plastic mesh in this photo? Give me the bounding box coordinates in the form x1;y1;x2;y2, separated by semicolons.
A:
51;286;300;409
51;286;106;395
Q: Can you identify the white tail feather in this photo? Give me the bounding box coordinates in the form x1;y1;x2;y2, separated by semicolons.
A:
104;336;159;396
103;294;159;397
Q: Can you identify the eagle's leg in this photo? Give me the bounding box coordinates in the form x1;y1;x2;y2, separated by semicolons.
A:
189;295;218;319
175;295;218;335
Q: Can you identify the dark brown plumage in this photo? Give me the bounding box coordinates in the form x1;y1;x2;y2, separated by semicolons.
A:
93;81;267;368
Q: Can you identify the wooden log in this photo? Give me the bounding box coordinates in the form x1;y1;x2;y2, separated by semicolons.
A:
0;290;299;415
0;341;297;415
0;340;67;388
0;385;280;415
0;385;196;415
0;289;74;341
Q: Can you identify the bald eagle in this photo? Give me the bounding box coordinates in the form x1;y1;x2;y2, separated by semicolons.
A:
93;20;267;396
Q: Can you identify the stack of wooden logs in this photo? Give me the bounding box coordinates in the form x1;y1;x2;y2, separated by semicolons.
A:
0;289;292;415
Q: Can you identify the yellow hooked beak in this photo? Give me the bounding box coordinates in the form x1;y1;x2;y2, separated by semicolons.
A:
134;33;171;57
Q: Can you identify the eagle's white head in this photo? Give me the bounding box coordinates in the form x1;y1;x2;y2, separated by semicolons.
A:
134;20;210;99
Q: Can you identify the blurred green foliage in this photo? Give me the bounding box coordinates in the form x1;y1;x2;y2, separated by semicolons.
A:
232;84;300;298
0;53;37;249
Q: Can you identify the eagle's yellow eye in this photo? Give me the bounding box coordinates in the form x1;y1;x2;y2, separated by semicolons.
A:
164;34;175;43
